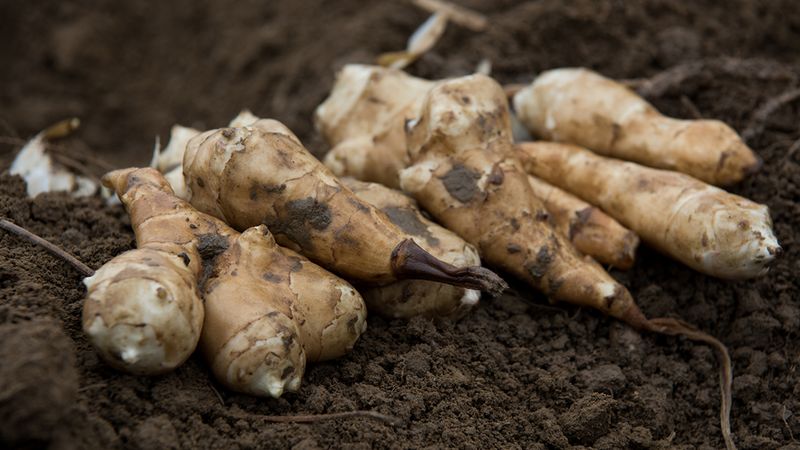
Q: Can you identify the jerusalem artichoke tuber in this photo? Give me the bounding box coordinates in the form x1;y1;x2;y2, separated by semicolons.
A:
181;118;506;293
100;168;367;397
513;68;761;186
515;141;781;279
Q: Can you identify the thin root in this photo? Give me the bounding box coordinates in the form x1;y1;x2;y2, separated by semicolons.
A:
743;88;800;141
0;219;95;277
646;317;735;450
255;410;402;426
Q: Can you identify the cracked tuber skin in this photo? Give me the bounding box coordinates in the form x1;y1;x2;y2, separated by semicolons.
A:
99;168;366;397
181;118;506;295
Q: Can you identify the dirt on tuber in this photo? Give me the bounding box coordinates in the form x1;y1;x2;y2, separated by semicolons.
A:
526;175;639;269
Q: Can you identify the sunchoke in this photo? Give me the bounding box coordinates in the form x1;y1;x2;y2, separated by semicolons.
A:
100;168;367;396
513;68;761;186
181;118;505;293
515;141;781;279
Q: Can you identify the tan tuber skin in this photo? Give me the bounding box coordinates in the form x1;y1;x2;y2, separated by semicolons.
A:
527;175;639;269
513;68;761;186
102;168;366;397
182;118;506;294
515;141;781;280
315;64;435;189
343;177;481;319
400;75;737;450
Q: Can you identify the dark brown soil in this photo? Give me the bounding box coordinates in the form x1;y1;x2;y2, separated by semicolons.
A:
2;1;800;449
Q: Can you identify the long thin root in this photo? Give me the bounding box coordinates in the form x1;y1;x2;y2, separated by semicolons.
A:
646;317;735;450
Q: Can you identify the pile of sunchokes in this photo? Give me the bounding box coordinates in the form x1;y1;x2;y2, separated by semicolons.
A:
41;52;775;450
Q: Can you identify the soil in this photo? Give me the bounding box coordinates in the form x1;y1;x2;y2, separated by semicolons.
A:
2;1;800;449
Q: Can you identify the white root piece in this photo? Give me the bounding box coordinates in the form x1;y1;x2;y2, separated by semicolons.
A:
10;118;98;198
516;141;781;279
513;68;761;186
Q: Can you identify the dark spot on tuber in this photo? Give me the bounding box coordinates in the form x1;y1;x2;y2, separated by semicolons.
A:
177;252;191;266
249;182;286;200
488;164;504;185
570;207;593;239
347;197;370;213
526;245;553;279
441;163;482;203
196;177;205;188
262;272;282;283
263;197;332;250
383;206;439;247
506;243;522;254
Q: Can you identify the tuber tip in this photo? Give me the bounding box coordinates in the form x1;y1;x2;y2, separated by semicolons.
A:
391;239;508;295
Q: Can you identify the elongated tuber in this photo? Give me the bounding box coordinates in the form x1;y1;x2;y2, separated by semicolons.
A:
513;68;761;186
400;76;737;449
527;175;639;269
343;177;481;319
400;74;638;322
315;64;434;189
181;118;505;294
515;141;781;279
101;168;367;397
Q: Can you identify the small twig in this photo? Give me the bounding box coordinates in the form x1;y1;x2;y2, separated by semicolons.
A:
255;410;402;426
782;405;797;443
0;219;94;277
680;95;703;119
410;0;488;31
742;88;800;141
78;382;108;393
209;382;225;406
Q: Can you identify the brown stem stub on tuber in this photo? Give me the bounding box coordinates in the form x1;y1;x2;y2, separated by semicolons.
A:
390;238;507;296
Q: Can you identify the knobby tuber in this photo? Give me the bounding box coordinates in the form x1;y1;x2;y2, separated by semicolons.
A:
315;64;434;189
315;66;637;267
513;68;761;186
526;175;639;269
515;141;781;280
399;75;736;449
100;168;366;397
84;171;207;375
343;177;481;319
181;118;506;294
